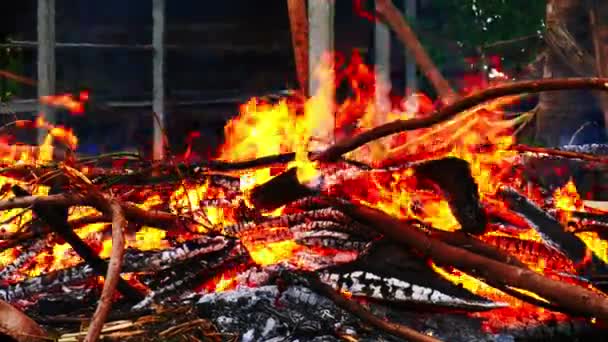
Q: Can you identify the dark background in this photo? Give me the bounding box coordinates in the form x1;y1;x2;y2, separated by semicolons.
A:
0;0;546;158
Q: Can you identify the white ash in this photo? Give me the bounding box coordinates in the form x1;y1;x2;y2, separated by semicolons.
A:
293;230;350;240
320;270;507;311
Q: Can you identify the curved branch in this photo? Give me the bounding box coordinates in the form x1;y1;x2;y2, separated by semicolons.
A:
84;198;127;342
315;77;608;162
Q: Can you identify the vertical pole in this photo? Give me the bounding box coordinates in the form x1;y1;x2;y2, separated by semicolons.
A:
287;0;309;96
404;0;417;98
374;0;391;123
37;0;56;144
308;0;335;147
152;0;166;160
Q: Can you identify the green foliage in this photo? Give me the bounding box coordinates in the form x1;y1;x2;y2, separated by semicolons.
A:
0;45;25;101
399;0;547;95
422;0;545;50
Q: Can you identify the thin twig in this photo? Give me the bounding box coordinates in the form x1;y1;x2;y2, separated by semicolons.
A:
512;144;608;163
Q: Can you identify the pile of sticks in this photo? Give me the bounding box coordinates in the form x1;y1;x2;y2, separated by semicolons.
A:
0;77;607;342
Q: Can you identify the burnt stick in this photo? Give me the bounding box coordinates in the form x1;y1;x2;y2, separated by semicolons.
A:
497;186;606;273
11;186;145;302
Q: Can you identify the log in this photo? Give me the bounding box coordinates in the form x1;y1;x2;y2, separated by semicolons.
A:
412;157;487;235
336;201;608;320
497;186;606;272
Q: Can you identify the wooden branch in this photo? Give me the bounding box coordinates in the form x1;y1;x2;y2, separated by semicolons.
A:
374;0;457;104
287;0;309;96
0;70;37;86
315;77;608;163
0;299;48;342
10;187;145;302
512;144;608;163
293;272;441;342
428;229;527;268
0;192;180;229
336;201;608;320
84;197;126;342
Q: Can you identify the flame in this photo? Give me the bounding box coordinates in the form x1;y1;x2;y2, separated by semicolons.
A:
40;92;88;115
246;240;302;267
553;180;608;264
0;51;606;335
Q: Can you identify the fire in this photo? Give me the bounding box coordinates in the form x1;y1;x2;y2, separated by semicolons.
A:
246;240;302;267
0;48;607;337
553;180;608;264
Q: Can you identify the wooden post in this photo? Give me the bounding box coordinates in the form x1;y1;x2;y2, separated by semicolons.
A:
37;0;56;144
374;0;391;123
308;0;335;147
404;0;417;112
287;0;309;96
152;0;166;160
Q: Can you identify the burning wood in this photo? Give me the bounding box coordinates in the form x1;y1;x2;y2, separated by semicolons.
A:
0;52;608;340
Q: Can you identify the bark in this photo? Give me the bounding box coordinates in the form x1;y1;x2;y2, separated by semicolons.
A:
535;0;604;146
590;0;608;132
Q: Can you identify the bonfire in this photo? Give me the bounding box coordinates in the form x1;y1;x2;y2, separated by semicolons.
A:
1;2;608;342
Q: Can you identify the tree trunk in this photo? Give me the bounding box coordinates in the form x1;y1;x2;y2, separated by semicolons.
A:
535;0;605;147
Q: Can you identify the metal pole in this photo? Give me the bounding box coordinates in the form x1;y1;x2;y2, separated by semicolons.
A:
37;0;56;144
308;0;335;147
375;0;391;123
152;0;166;160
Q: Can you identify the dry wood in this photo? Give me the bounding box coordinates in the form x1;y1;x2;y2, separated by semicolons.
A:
315;77;608;163
10;187;145;302
374;0;457;104
428;229;527;268
336;201;608;320
0;192;180;229
512;144;608;163
0;299;47;342
295;272;441;342
84;197;127;342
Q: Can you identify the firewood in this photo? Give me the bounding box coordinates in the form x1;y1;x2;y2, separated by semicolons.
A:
497;186;606;272
336;200;608;320
248;167;318;210
11;186;145;302
374;0;457;104
0;299;48;342
315;77;608;163
428;229;527;268
412;157;487;235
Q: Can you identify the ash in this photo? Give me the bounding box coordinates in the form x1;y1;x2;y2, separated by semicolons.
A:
194;285;574;342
